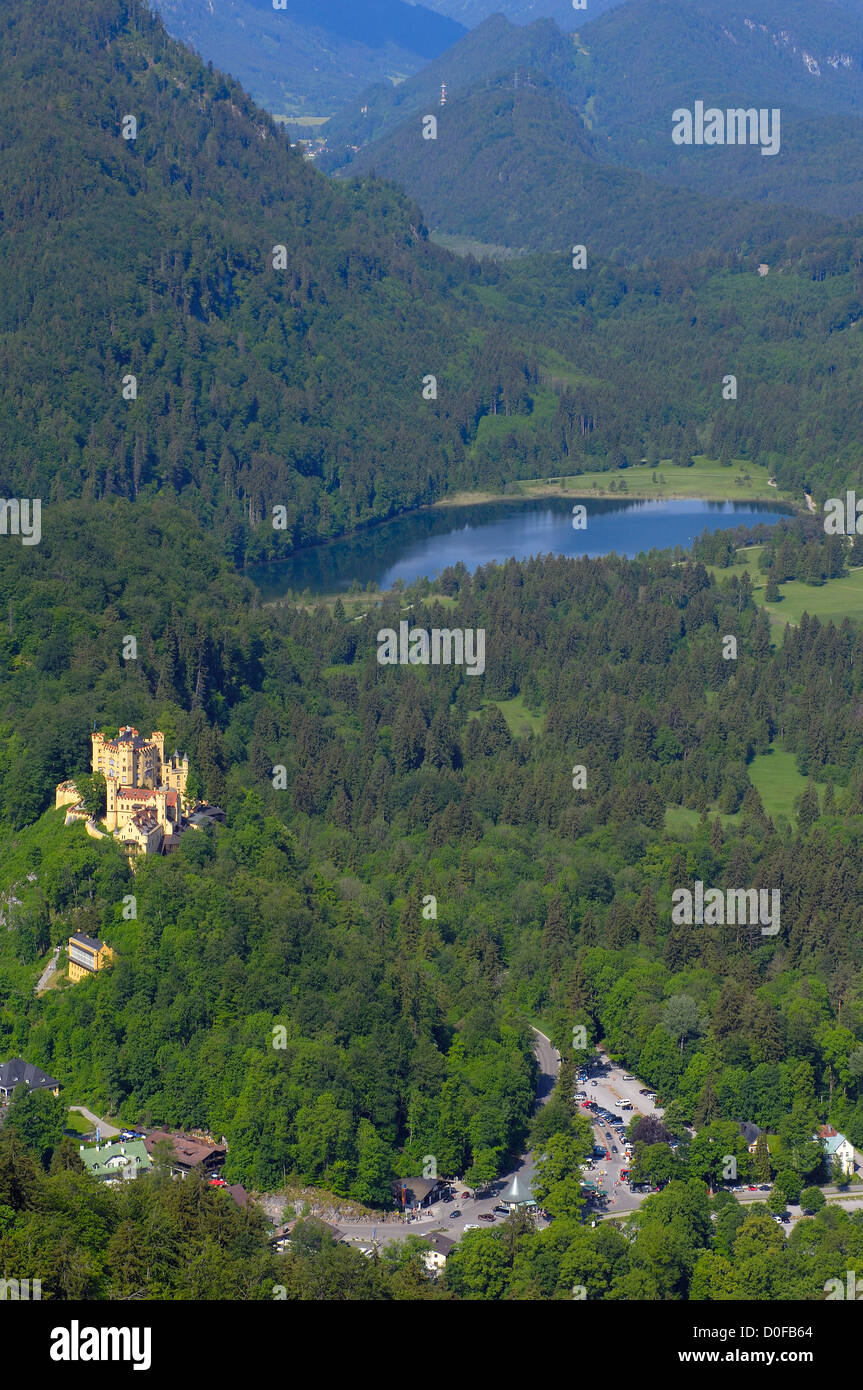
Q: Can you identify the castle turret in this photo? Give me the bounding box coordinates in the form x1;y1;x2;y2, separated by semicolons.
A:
105;775;118;832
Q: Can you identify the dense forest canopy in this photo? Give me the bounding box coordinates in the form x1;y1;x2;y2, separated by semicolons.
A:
1;0;863;1306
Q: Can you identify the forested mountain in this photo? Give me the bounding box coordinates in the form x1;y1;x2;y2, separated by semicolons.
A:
151;0;466;123
324;0;863;221
0;0;544;553
326;76;833;260
321;12;574;151
3;0;863;567
2;0;863;1306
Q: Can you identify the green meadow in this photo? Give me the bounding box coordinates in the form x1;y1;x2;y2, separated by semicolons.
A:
748;748;823;826
442;455;791;508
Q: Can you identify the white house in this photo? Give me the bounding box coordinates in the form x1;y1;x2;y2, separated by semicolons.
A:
819;1126;855;1176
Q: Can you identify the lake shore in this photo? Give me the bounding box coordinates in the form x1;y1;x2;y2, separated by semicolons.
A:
434;460;801;511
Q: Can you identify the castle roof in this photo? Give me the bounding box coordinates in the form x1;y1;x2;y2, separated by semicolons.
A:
117;787;177;804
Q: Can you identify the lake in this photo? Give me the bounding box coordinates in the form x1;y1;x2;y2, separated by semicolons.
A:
248;496;792;599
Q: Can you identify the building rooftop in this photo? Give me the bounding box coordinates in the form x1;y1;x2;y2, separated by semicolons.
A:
79;1140;152;1178
0;1058;60;1092
499;1172;533;1204
69;931;104;952
143;1131;226;1168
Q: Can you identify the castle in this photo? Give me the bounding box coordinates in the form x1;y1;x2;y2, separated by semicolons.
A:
56;727;196;855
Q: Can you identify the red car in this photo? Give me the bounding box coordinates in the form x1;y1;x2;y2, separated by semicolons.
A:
605;1151;611;1160
460;1191;470;1200
580;1101;591;1108
747;1185;758;1191
209;1177;227;1187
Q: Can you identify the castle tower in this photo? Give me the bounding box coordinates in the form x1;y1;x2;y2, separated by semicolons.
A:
151;731;165;780
105;775;118;832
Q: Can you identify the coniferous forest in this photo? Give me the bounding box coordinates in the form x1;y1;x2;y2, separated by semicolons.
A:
1;0;863;1321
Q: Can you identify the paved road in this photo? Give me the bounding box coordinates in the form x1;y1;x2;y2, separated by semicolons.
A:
68;1106;121;1139
35;945;60;993
337;1027;560;1248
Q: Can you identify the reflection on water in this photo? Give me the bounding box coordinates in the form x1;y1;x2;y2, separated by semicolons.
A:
248;496;792;599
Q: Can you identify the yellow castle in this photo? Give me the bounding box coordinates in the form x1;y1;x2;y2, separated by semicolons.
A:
57;727;189;855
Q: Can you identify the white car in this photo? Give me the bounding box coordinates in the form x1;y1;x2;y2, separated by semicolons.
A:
463;1223;481;1231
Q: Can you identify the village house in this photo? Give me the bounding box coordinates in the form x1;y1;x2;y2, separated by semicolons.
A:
79;1140;152;1184
819;1125;856;1176
142;1130;226;1179
0;1058;60;1100
423;1234;456;1275
394;1176;449;1210
737;1121;763;1154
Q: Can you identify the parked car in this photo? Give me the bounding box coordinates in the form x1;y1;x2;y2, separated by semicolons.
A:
463;1223;481;1231
591;1081;598;1087
623;1075;636;1081
208;1178;227;1187
747;1185;758;1191
460;1192;470;1200
478;1212;495;1222
493;1205;509;1215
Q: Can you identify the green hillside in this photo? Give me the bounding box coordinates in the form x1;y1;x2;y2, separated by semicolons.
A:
335;79;829;260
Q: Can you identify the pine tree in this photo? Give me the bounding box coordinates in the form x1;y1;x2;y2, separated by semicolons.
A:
752;1133;772;1183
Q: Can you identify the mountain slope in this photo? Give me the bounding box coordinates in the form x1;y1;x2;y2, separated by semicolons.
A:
564;0;863;210
152;0;466;122
333;78;832;260
323;1;863;219
0;0;542;557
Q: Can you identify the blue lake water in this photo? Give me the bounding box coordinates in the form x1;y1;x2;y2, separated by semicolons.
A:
249;496;792;599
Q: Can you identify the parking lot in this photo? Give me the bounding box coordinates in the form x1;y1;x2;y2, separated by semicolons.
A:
574;1050;666;1216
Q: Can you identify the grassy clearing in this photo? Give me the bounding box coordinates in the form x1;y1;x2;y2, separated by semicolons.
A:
710;547;863;640
64;1109;94;1136
748;749;822;825
431;232;531;262
468;695;544;736
763;567;863;625
665;806;739;834
440;456;793;508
